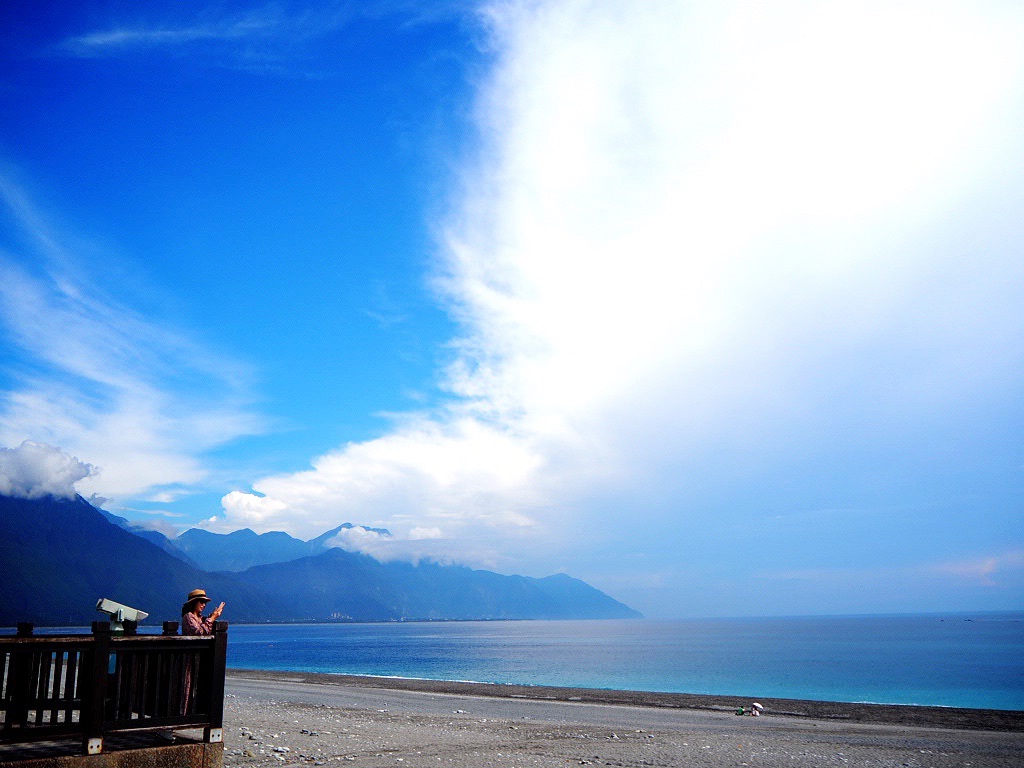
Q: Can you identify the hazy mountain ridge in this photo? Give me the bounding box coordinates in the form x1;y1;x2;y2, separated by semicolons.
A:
174;523;392;572
99;508;203;569
237;549;639;621
0;494;641;625
176;527;312;572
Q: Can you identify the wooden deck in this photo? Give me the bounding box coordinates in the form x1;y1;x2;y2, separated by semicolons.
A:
1;622;227;757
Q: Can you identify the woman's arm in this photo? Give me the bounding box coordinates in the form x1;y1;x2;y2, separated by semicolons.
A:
182;611;214;636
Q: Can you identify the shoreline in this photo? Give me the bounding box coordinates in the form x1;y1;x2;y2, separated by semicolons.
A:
221;669;1024;767
227;668;1024;732
5;669;1020;767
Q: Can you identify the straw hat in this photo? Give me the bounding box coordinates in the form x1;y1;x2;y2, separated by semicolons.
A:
182;588;213;613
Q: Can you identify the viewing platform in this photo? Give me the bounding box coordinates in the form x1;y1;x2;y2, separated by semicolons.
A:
0;621;227;768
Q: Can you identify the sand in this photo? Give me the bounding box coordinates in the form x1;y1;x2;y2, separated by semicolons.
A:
220;670;1024;767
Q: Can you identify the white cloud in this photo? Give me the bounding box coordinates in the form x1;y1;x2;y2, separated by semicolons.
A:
931;551;1024;587
142;490;194;505
0;178;265;503
323;522;488;566
446;0;1024;426
211;491;288;529
754;549;1024;609
326;525;391;554
0;440;95;499
217;0;1024;577
764;550;1024;586
62;21;268;54
214;416;545;541
52;2;466;70
56;5;329;58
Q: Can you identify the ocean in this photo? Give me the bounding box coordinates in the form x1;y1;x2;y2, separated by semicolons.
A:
224;612;1024;711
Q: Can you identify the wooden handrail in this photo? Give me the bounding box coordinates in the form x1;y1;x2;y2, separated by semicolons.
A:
0;621;228;755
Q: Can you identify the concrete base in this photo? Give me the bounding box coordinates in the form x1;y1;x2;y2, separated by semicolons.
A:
0;740;222;768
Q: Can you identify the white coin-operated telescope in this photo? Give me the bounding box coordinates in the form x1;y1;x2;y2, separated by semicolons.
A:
95;598;149;632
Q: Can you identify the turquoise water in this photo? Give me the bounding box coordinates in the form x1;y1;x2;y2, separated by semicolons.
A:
223;613;1024;710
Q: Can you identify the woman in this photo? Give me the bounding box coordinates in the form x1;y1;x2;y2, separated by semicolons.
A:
179;588;225;713
181;588;225;635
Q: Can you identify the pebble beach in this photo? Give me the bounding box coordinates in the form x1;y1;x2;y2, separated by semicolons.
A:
219;670;1024;768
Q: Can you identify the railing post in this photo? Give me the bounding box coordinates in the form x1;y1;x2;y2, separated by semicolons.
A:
6;624;34;729
162;621;180;636
203;621;228;744
81;621;111;755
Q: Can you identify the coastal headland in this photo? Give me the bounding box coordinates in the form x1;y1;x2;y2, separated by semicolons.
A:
221;669;1023;767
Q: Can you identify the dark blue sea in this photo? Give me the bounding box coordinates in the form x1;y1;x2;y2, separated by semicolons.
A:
223;613;1024;711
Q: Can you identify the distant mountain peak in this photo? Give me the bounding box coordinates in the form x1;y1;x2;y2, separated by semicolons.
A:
176;526;307;572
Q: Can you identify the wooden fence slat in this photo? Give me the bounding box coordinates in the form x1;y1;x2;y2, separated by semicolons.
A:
48;651;64;723
63;649;80;724
1;651;9;708
1;652;9;705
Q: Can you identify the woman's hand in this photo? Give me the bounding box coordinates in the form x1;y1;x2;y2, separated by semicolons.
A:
212;602;225;619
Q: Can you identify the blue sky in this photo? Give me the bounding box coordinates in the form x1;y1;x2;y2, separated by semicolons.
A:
1;0;1022;618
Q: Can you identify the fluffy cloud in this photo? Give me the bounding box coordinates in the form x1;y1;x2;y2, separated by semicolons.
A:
445;0;1023;434
0;440;95;499
216;0;1024;585
214;417;545;543
323;523;489;566
210;490;288;528
325;525;397;560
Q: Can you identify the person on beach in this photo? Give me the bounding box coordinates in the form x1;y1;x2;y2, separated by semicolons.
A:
180;588;225;713
181;588;225;635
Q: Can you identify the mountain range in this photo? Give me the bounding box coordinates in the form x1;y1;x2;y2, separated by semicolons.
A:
171;523;389;572
0;493;641;626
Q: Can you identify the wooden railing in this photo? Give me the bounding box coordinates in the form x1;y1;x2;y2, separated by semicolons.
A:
0;621;227;755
